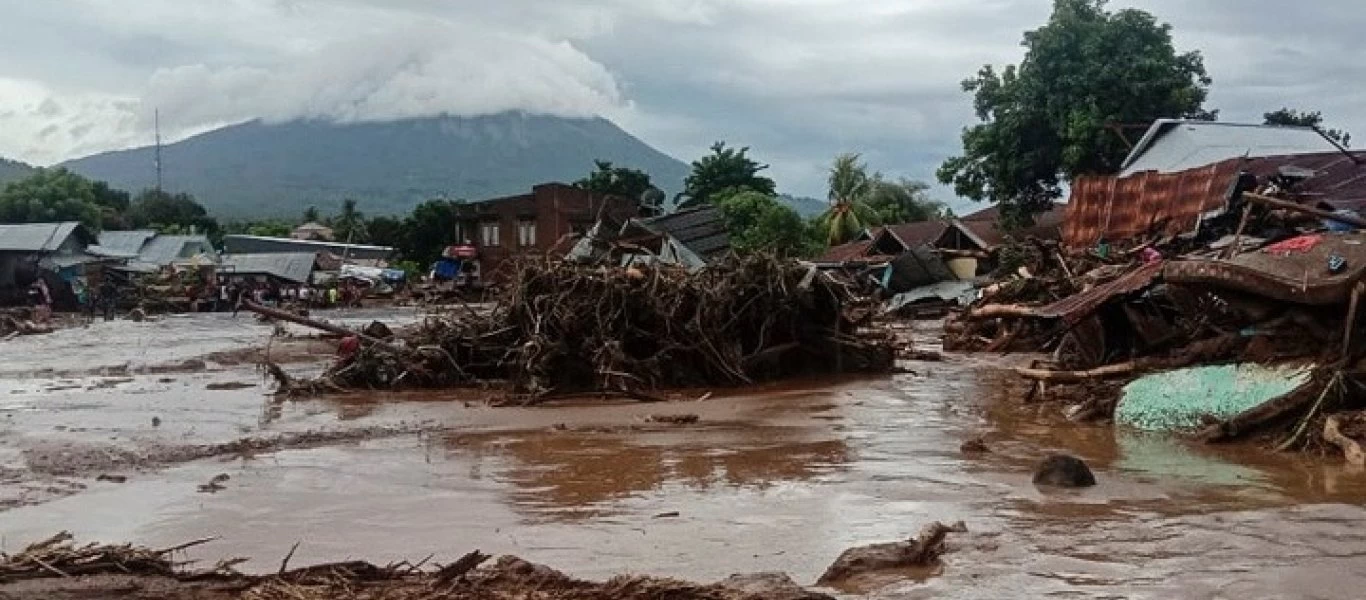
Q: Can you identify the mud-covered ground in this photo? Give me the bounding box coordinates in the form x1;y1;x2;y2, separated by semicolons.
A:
2;312;1366;599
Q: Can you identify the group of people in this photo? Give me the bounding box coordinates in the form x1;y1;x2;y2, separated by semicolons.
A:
205;280;364;312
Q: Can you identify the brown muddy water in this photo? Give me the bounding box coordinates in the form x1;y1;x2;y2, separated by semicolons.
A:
2;313;1365;599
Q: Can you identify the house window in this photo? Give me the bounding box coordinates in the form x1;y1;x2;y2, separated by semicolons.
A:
481;222;501;247
517;219;536;247
455;221;470;244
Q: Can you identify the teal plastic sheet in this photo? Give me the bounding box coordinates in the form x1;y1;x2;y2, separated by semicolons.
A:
1116;363;1312;432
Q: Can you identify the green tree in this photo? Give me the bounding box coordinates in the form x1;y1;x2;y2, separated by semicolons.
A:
302;205;321;223
365;215;404;249
866;177;945;225
92;181;132;230
818;154;880;246
938;0;1212;224
128;190;220;236
0;168;104;230
332;198;367;243
400;199;461;265
1264;108;1351;147
714;189;821;258
574;160;664;216
677;142;777;209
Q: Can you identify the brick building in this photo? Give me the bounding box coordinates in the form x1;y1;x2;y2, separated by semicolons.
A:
454;183;640;280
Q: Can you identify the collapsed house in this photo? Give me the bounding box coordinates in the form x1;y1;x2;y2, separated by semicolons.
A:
0;222;104;308
947;120;1366;462
566;205;731;270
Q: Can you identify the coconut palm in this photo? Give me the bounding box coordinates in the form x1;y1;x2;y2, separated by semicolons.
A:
819;153;878;246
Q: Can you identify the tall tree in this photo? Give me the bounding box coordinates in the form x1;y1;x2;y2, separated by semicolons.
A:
332;198;367;243
0;168;105;230
1264;108;1351;147
400;199;461;265
819;154;880;246
866;177;946;225
938;0;1211;224
676;142;777;209
365;215;405;249
128;190;220;236
302;205;322;223
714;189;822;258
574;160;664;216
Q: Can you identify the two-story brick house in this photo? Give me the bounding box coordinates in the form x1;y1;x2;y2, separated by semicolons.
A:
453;183;640;281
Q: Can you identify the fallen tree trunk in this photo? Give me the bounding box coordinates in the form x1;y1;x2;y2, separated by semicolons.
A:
1015;361;1137;383
239;301;406;355
1197;381;1319;443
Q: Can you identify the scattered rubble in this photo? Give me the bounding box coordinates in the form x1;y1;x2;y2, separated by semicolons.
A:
0;535;838;600
940;176;1366;461
262;256;897;405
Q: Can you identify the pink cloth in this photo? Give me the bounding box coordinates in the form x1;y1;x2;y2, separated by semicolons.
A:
1264;235;1322;256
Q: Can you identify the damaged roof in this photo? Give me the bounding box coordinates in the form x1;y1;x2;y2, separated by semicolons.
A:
1120;120;1340;177
0;222;89;252
636;205;730;258
1064;150;1366;248
818;239;876;262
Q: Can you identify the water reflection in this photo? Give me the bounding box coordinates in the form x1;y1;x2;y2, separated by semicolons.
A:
443;424;850;519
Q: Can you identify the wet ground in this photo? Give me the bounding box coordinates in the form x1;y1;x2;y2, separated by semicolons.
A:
2;313;1365;598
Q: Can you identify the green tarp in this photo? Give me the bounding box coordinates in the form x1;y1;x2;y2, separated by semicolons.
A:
1116;363;1312;432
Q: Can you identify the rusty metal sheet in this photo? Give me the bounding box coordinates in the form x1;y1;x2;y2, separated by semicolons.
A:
1031;260;1166;324
1064;151;1366;248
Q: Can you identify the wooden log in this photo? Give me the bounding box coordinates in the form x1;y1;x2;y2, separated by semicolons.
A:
239;301;406;355
1242;192;1366;229
1014;361;1137;383
965;304;1039;320
1324;415;1366;467
1196;382;1318;443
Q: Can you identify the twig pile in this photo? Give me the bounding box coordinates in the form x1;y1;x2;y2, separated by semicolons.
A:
278;255;895;402
0;531;214;582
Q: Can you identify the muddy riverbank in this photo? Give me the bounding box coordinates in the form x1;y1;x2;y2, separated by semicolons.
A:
2;314;1365;598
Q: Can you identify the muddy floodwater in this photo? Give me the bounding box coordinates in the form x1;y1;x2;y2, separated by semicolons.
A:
2;311;1366;598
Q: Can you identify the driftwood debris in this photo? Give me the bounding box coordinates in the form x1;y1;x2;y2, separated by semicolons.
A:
816;521;964;586
274;256;896;402
1324;414;1366;467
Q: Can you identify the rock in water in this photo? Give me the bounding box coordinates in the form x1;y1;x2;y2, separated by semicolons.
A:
817;521;963;585
1032;454;1096;488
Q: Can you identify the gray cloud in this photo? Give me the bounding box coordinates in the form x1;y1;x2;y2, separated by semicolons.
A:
0;0;1363;203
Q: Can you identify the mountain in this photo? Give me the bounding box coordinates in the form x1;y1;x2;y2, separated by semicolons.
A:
779;194;827;218
61;112;691;219
0;157;35;186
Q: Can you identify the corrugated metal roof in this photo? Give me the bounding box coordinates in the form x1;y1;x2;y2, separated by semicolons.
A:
1064;150;1366;248
220;252;318;283
638;205;731;257
1032;260;1166;324
1120;120;1338;176
223;234;393;260
137;235;217;266
0;222;85;252
96;230;157;255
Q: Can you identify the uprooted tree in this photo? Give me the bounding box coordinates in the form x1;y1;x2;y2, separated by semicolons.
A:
937;0;1213;228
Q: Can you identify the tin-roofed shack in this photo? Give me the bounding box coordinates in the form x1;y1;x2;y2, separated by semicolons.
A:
0;222;99;307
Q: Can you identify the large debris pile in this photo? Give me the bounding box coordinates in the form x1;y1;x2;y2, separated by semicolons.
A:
944;185;1366;459
269;255;895;403
0;534;837;600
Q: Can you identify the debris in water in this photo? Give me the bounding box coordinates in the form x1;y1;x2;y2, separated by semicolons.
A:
205;382;257;391
817;521;964;585
960;437;990;454
645;414;700;425
197;473;231;494
95;474;127;483
1032;454;1096;488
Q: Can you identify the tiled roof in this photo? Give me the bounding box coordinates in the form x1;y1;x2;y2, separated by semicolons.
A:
638;205;731;257
819;239;875;262
883;221;950;247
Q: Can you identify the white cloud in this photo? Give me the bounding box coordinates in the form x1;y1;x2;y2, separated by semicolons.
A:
2;0;1366;199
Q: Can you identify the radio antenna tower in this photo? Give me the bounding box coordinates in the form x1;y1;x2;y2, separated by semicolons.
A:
154;109;163;194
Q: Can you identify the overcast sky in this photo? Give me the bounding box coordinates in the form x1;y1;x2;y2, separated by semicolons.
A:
2;0;1363;201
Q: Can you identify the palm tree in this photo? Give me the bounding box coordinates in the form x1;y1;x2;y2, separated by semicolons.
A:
333;198;367;243
819;153;878;246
